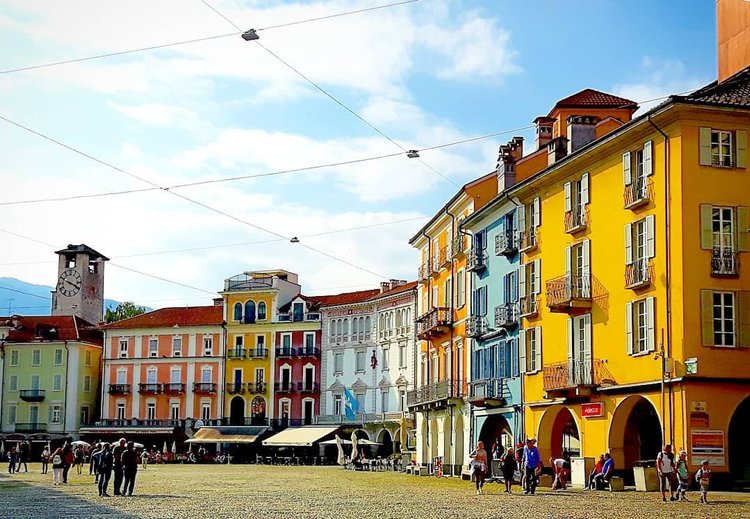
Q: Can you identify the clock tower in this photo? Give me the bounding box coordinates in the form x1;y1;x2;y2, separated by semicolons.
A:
51;244;108;324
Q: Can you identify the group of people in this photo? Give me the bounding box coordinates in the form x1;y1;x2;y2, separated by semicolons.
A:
5;441;30;474
656;444;712;504
87;439;140;497
469;438;543;495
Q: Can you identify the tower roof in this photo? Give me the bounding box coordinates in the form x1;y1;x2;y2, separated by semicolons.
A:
549;89;638;114
55;243;109;261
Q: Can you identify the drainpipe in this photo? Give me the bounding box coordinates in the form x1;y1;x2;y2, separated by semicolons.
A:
63;340;69;437
220;322;227;422
648;115;674;446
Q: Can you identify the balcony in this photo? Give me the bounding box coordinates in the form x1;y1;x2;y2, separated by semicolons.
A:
19;389;46;402
163;383;185;395
625;259;655;289
248;382;267;394
564;207;589;233
469;379;509;407
407;380;465;410
138;383;162;394
466;315;488;338
108;384;131;395
15;422;47;433
452;235;468;258
416;307;453;340
297;346;320;357
226;382;245;395
276;347;296;358
519;295;539;318
429;256;441;277
418;263;430;283
519;228;539;252
300;382;320;393
624;179;654;209
712;247;739;276
316;414;365;425
275;382;299;393
227;349;246;359
224;273;273;292
494;303;519;329
278;311;322;322
546;273;592;313
542;359;612;398
495;230;519;256
438;245;452;268
270;418;304;429
467;248;488;272
89;418;185;429
247;348;268;358
193;382;217;394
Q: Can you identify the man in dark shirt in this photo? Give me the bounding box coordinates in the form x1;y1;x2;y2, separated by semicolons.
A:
121;441;139;496
97;443;113;497
112;438;127;496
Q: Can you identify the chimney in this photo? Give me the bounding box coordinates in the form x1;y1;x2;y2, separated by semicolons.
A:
547;136;569;165
566;115;599;154
717;0;750;82
534;117;555;149
213;297;223;307
496;137;523;193
380;282;390;294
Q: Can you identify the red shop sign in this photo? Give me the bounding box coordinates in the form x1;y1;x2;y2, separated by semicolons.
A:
581;402;604;418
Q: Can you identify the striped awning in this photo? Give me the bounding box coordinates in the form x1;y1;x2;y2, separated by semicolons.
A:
262;426;339;447
186;427;266;444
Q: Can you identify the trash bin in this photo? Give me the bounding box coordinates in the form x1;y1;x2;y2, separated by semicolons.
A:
571;457;594;488
633;459;659;491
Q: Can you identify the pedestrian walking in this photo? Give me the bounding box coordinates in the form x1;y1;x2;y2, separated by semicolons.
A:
675;450;690;501
97;443;113;497
91;444;103;484
51;447;65;485
41;446;50;475
501;447;517;494
121;441;139;496
7;447;16;474
469;441;488;495
74;446;85;475
141;449;149;470
112;438;127;496
522;438;541;495
17;441;29;472
656;444;678;502
62;443;74;484
695;460;711;504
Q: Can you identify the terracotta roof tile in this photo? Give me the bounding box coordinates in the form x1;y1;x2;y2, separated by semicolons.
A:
1;315;102;344
551;89;638;112
310;289;380;307
370;281;418;299
101;306;223;329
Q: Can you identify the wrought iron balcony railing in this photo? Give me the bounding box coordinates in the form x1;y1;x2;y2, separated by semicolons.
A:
712;247;738;276
300;382;320;393
452;235;468;258
519;295;539;317
438;244;452;267
227;348;246;359
297;346;321;357
163;383;185;395
466;315;488;338
546;273;592;312
15;422;47;433
416;307;453;339
19;389;46;402
495;230;519;256
494;303;519;328
108;384;131;395
564;207;589;233
138;383;162;394
226;382;245;395
248;382;267;394
625;259;655;288
624;178;654;209
469;378;510;406
467;248;488;272
275;347;296;358
247;348;268;358
407;380;466;407
275;382;299;392
193;382;216;394
543;359;610;393
519;229;538;251
418;263;430;282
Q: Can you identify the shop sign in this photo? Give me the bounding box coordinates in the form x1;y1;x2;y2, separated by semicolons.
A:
581;402;604;418
690;429;725;467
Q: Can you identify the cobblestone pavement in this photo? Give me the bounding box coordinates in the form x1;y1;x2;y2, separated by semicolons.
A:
2;464;749;519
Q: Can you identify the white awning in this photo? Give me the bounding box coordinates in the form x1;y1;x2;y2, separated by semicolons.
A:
262;426;339;447
186;427;267;444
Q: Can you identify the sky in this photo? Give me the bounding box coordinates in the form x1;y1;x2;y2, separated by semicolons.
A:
0;0;716;311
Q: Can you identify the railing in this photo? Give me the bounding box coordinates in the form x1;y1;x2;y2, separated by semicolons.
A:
438;245;452;267
407;380;465;407
193;382;216;394
452;235;468;257
163;383;185;395
467;248;488;272
519;229;538;251
277;312;322;322
138;383;162;394
297;347;321;357
494;303;519;328
300;382;320;393
469;378;509;403
712;247;738;276
466;315;488;338
270;418;304;429
361;412;405;422
546;273;592;310
202;417;269;427
108;384;131;395
91;419;185;428
495;230;519;255
519;295;539;317
227;349;246;359
564;207;589;233
416;307;453;339
276;347;296;358
19;389;46;402
430;255;441;276
275;382;299;392
418;263;430;282
226;382;245;395
224;274;273;292
248;382;267;393
15;422;48;433
543;359;608;391
247;348;268;358
316;414;366;425
624;178;654;208
625;259;654;288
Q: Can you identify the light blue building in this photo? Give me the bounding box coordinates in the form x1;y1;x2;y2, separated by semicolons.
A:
462;138;525;456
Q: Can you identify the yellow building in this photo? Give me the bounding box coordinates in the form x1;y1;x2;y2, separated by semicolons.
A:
408;172;498;476
506;70;750;484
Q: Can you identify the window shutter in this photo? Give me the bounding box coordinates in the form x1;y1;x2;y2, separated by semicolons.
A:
581;173;590;205
533;259;542;294
737;130;747;169
565;245;572;275
700;204;714;250
623;152;632;186
567;318;574;374
533;197;541;228
625;302;634;355
699;127;712;166
582;239;591;274
518;264;527;298
564;182;572;212
518;204;526;234
646;296;656;352
534;327;542;373
646;215;656;258
700;289;714;346
738;291;750;348
737;206;749;252
643;141;653;176
625;223;633;265
583;314;593;383
519;329;527;373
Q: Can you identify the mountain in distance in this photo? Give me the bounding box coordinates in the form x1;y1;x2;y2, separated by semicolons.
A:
0;277;149;318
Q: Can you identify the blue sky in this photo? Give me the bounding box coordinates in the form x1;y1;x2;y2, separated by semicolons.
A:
0;0;716;309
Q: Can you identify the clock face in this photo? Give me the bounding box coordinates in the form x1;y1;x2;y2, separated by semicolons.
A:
57;269;82;297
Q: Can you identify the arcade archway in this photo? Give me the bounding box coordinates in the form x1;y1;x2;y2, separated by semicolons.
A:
377;429;394;457
729;395;750;483
478;414;513;455
537;405;580;460
609;395;662;472
229;396;245;425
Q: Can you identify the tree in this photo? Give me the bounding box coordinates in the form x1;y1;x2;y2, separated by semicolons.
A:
105;301;147;323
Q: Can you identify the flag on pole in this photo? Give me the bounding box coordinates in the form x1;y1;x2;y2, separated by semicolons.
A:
343;387;359;421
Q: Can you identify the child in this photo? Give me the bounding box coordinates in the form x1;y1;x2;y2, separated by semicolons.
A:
695;459;711;504
675;450;689;501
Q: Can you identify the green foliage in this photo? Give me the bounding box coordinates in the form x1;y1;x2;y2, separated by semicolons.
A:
105;301;146;323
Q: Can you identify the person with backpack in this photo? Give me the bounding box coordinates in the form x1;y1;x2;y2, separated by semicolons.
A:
695;460;711;504
112;438;127;495
97;443;114;497
657;444;678;502
51;447;65;485
121;441;139;496
675;450;690;501
91;444;103;484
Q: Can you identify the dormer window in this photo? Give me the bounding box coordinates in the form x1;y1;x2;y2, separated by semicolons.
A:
293;302;305;322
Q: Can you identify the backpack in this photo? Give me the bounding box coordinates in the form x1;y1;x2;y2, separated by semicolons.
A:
52;454;62;465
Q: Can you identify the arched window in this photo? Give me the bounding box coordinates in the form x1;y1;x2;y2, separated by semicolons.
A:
352;318;359;335
244;300;256;324
336;320;342;336
396;310;402;328
343;319;349;336
257;301;267;320
329;321;335;337
365;316;371;333
233;302;242;322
